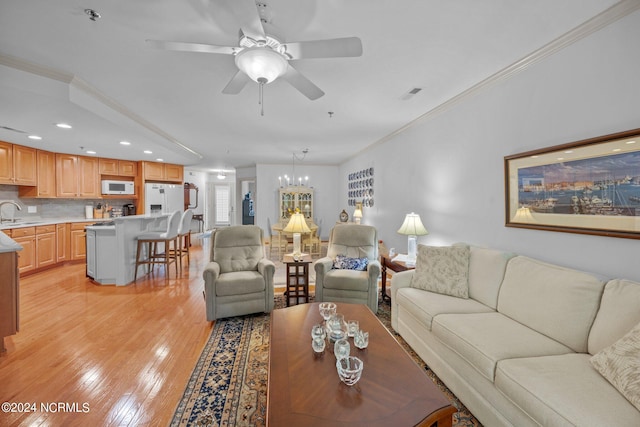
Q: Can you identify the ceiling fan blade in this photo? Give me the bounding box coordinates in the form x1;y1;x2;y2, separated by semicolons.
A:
283;37;363;60
222;70;251;94
225;0;266;41
282;65;324;100
146;40;237;55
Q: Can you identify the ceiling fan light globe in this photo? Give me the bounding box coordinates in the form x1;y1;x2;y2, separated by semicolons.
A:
235;47;288;84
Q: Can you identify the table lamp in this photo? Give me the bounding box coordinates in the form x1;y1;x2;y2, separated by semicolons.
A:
353;207;363;224
397;212;428;266
283;210;311;259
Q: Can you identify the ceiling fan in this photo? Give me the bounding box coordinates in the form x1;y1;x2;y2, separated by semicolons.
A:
146;0;363;102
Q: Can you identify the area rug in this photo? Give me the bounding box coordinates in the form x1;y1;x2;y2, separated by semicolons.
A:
171;296;481;426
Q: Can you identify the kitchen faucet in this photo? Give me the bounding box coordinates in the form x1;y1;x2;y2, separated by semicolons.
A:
0;200;22;223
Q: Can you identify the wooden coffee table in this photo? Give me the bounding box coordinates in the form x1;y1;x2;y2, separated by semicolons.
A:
267;302;455;426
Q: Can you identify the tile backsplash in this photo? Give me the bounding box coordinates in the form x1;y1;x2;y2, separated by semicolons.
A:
0;185;134;219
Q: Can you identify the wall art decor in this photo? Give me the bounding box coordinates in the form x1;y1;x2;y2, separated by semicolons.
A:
505;128;640;239
347;167;374;207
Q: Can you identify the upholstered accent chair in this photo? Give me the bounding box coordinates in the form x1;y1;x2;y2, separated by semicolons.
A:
314;224;381;312
203;225;276;321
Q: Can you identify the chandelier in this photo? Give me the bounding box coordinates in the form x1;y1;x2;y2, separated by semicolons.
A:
278;150;310;188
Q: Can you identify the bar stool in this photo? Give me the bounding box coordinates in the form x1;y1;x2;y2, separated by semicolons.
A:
134;210;181;280
177;209;194;269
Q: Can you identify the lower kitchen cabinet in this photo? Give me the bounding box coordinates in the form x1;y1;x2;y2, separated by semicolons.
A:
70;222;93;261
0;251;19;352
35;225;56;268
11;227;36;275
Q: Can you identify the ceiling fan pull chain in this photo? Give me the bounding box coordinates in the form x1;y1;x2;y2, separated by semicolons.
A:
258;77;267;116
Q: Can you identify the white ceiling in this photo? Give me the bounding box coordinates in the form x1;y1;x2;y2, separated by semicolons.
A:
0;0;628;171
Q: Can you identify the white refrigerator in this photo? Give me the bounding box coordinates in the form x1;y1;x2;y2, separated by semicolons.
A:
144;183;184;214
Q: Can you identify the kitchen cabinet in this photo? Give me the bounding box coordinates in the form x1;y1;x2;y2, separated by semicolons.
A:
0;250;19;352
70;222;92;261
100;158;137;177
142;161;183;183
0;141;37;186
19;149;56;198
35;225;56;269
10;227;36;274
56;223;69;262
56;154;100;198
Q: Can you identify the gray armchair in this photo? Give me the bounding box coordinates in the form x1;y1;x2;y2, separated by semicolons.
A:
314;224;381;313
203;225;275;320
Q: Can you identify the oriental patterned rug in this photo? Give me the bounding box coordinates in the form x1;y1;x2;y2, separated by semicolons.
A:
170;296;481;426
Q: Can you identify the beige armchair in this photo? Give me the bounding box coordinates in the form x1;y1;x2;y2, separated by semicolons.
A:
203;225;275;320
314;224;381;313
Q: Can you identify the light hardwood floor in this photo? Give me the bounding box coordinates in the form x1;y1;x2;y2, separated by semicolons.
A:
0;243;214;426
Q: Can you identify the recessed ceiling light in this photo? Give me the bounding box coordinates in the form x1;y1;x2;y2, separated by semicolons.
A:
120;141;131;145
86;150;97;155
156;158;164;162
56;123;72;129
564;150;573;154
626;140;636;144
531;155;539;158
144;150;152;154
612;148;621;152
28;135;42;140
557;157;564;160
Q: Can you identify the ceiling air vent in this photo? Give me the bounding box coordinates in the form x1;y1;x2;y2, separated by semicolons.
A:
401;87;423;100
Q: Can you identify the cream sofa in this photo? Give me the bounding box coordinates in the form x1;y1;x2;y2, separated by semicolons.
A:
391;244;640;426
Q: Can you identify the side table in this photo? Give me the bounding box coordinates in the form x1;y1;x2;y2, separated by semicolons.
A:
283;254;312;306
380;254;415;302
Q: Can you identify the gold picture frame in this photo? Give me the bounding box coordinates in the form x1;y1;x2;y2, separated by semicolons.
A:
505;128;640;239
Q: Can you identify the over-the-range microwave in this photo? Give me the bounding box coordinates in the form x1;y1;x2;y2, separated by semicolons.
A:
101;180;134;195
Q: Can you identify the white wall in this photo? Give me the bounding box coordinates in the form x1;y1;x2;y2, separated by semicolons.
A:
256;163;340;240
341;10;640;281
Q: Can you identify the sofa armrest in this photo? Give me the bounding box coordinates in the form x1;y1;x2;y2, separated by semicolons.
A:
391;269;415;331
203;261;221;321
367;260;381;285
314;257;334;302
258;258;276;279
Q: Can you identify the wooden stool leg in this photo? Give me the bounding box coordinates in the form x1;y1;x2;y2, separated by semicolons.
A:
134;240;143;281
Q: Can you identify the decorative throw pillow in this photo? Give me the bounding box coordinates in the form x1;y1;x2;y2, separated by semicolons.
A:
333;255;369;271
590;321;640;411
409;244;470;298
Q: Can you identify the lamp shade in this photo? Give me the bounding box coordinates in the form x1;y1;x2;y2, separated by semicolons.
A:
513;206;535;223
353;208;363;219
235;47;288;84
283;212;311;234
397;212;428;236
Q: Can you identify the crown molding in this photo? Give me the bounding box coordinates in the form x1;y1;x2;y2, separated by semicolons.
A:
354;0;640;161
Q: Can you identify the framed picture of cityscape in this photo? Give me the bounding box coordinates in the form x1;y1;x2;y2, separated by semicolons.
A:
505;128;640;239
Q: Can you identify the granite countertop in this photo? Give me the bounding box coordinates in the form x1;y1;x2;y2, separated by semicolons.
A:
0;231;23;253
0;217;113;230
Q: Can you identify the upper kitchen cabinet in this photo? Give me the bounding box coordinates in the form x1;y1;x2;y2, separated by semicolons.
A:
19;150;56;198
141;161;183;183
0;141;37;186
99;158;137;177
56;154;100;198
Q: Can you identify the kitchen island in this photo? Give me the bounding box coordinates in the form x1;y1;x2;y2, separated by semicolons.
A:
0;231;22;351
86;214;172;286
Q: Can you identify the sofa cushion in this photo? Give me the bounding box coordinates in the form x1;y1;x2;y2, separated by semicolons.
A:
589;279;640;354
410;244;470;298
396;287;494;330
215;271;265;296
591;320;640;411
497;256;605;353
432;312;573;382
465;245;516;309
322;269;370;291
495;353;640;426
